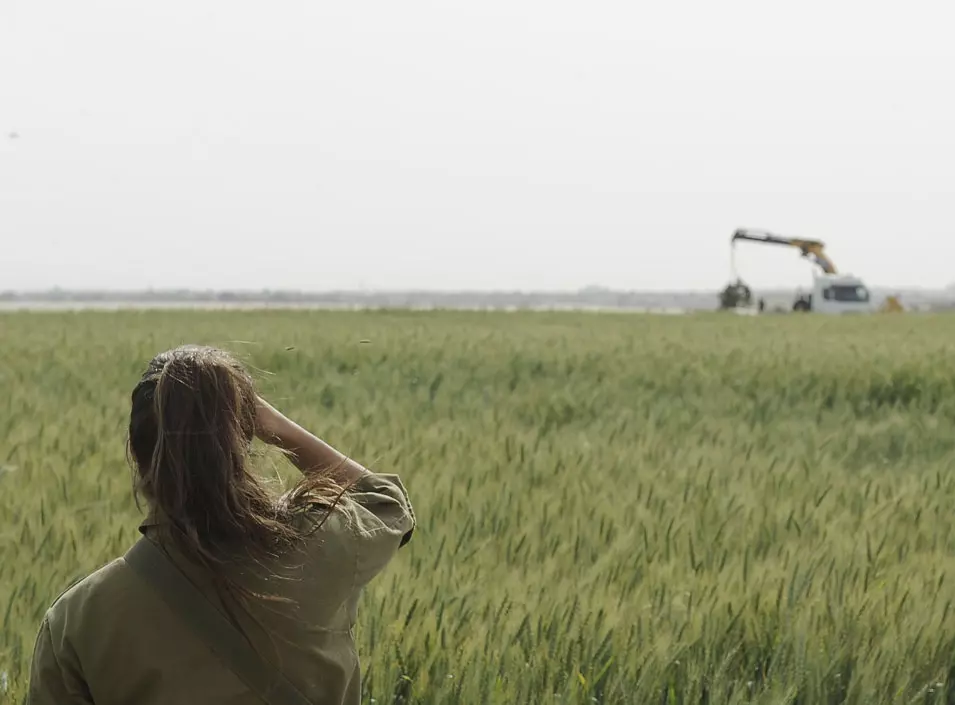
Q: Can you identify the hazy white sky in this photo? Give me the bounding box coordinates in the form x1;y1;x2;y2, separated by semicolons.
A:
2;0;953;292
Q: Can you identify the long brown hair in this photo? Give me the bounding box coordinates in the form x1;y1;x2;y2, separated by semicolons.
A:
127;345;343;608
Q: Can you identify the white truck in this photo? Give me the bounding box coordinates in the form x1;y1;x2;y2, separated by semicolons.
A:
719;229;901;314
792;272;873;314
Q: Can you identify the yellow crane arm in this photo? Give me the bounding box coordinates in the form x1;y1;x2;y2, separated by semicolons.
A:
731;229;837;275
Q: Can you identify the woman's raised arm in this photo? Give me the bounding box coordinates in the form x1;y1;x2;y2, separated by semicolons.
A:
254;396;369;485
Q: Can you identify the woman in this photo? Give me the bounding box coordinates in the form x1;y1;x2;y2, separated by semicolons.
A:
27;345;415;705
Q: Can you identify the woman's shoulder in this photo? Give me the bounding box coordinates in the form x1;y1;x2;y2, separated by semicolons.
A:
291;472;414;534
342;472;415;537
291;472;414;580
43;557;133;633
318;472;416;586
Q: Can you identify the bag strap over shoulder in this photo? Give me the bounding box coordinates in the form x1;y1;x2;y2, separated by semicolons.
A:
125;537;313;705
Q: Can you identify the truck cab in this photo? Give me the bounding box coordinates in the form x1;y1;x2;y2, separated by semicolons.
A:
794;274;873;314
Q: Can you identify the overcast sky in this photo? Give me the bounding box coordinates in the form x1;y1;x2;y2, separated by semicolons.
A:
1;0;953;292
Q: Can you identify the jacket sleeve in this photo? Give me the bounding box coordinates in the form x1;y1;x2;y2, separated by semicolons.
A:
347;472;415;586
27;616;94;705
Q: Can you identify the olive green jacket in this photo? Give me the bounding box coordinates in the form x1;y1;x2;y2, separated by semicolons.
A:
27;472;415;705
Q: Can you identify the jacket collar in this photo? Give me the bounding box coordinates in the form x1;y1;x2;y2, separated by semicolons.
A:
138;505;169;535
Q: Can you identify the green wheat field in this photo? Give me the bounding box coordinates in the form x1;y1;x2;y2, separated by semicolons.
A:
3;310;955;704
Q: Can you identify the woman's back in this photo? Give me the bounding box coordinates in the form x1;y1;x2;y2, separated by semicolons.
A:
29;472;414;705
27;346;415;705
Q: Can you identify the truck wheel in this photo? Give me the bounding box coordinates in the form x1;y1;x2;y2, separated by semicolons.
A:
793;299;811;312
